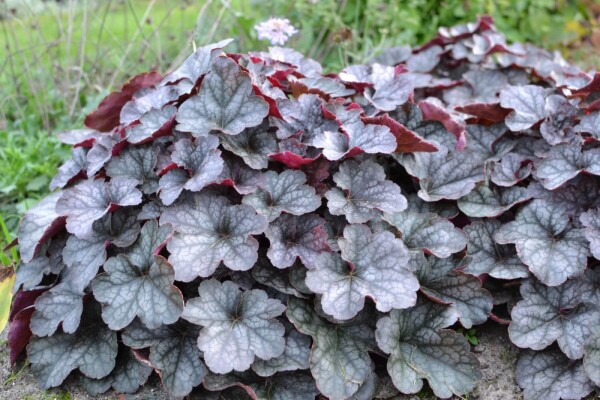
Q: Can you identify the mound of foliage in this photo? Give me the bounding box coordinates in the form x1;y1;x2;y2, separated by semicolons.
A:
8;16;600;400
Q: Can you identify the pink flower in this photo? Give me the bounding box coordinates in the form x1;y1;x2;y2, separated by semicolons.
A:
255;18;298;46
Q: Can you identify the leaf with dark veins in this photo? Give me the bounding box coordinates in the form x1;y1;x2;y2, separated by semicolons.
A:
375;298;481;398
122;320;206;397
382;211;467;258
313;120;396;161
584;332;600;386
499;85;547;131
219;155;266;195
516;349;593;400
157;169;189;206
509;278;599;359
92;254;183;330
325;159;406;223
220;120;277;169
56;178;142;239
491;153;533;187
30;283;84;337
286;297;373;400
181;279;285;374
28;301;118;389
161;39;232;84
176;56;269;137
106;145;159;194
397;146;484;202
539;94;578;145
62;209;141;290
535;144;600;190
243;170;320;222
252;329;311;377
414;254;493;328
265;213;329;269
457;184;532;218
581;209;600;259
465;123;513;161
495;199;589;286
125;105;176;144
464;220;529;279
305;224;417;320
574;110;600;139
251;255;306;298
158;136;224;205
365;72;414;112
160;192;268;281
86;134;121;176
80;347;152;395
120;83;186;125
273;94;338;144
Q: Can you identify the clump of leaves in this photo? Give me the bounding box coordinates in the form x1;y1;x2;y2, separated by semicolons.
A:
9;16;600;400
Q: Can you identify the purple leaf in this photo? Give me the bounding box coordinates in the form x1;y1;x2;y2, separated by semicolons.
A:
265;213;329;269
181;279;285;373
495;199;589;286
158;136;223;205
176;56;269;137
18;192;66;263
56;178;142;239
305;224;417;320
160;192;268;281
509;278;600;359
325;159;407;223
499;85;547;131
242;170;320;221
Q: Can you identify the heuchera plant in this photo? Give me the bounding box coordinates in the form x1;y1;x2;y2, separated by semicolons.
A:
9;16;600;400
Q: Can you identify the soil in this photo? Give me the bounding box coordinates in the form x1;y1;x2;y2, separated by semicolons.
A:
0;322;525;400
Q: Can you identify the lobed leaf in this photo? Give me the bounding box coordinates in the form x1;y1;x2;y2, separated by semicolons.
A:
161;192;268;281
325;159;406;223
305;224;417;320
181;279;285;373
495;199;589;286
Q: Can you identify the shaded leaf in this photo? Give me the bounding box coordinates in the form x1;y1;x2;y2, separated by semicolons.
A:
286;297;373;400
122;319;206;397
464;220;529;279
265;213;329;269
56;178;142;239
457;184;532;218
382;211;467;257
499;85;546;131
28;301;118;389
416;254;493;328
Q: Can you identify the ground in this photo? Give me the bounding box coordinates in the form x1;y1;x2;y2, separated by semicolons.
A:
1;322;523;400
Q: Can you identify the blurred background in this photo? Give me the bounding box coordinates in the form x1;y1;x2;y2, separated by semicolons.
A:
0;0;599;255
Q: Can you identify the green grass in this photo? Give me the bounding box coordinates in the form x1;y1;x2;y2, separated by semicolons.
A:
0;126;70;234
